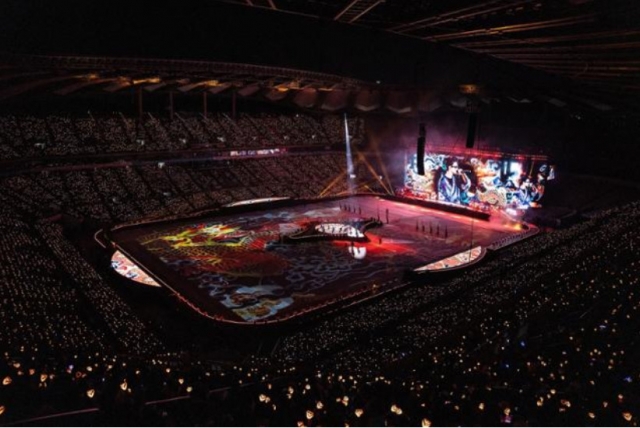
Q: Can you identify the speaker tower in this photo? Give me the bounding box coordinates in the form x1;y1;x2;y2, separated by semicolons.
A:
465;99;479;149
417;122;426;175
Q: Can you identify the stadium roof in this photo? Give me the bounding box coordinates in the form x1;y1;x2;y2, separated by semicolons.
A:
217;0;640;95
0;0;638;114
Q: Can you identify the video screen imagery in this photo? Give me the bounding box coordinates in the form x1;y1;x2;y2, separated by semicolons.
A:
404;152;554;211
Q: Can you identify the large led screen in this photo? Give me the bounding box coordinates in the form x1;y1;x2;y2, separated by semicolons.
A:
404;152;553;210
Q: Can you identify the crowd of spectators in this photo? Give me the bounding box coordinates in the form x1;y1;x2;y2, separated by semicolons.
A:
0;112;364;159
0;152;347;225
0;195;108;355
0;110;638;426
0;197;637;425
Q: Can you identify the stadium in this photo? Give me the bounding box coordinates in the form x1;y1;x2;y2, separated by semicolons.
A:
0;0;639;425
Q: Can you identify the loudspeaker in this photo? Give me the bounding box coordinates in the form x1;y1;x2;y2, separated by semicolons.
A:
417;122;426;175
466;112;477;149
417;137;425;175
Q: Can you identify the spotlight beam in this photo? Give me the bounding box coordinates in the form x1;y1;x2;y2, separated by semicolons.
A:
368;138;395;195
354;150;393;195
344;113;356;195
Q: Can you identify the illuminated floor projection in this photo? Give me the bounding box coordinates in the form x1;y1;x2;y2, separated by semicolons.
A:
109;195;526;323
111;250;160;287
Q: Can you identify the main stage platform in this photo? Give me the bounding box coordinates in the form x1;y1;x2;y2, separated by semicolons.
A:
106;194;531;324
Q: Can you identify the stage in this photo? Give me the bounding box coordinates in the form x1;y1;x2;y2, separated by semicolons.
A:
107;195;527;324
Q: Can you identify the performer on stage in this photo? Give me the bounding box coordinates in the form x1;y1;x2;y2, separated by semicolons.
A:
438;158;471;205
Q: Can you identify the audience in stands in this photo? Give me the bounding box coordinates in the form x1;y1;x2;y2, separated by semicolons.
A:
0;153;347;225
0;112;362;159
0;111;637;426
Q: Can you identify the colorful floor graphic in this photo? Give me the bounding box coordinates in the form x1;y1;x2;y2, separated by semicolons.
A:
111;250;161;287
114;196;521;322
414;246;484;272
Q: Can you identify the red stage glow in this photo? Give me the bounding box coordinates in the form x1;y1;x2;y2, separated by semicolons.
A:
109;195;531;324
